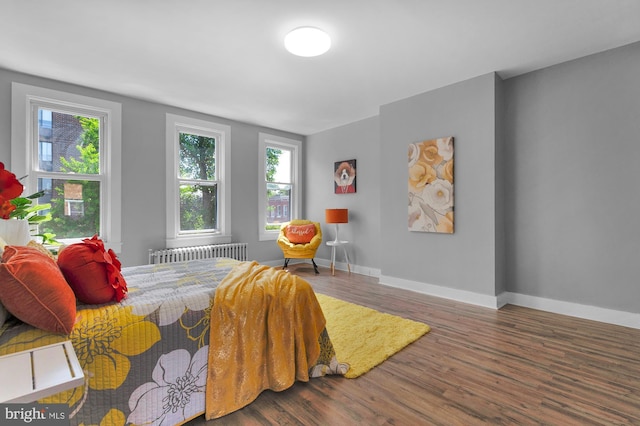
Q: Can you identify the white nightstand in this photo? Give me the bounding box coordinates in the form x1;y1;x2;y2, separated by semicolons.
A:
326;240;351;276
0;340;84;403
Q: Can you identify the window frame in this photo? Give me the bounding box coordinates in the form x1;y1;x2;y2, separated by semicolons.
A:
165;113;231;248
258;132;302;241
11;82;122;252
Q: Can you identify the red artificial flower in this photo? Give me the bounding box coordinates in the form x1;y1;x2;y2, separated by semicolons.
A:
0;162;24;202
0;198;16;219
83;234;128;302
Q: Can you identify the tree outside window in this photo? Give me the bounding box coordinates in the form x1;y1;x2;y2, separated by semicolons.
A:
11;82;122;251
258;133;301;241
165;113;230;248
179;133;217;232
38;111;102;239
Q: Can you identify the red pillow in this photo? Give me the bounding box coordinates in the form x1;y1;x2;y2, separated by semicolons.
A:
0;245;77;334
285;224;316;244
58;235;128;304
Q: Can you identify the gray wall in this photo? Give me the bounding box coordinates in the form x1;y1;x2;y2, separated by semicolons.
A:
306;116;381;273
379;73;501;296
305;41;640;316
305;74;503;298
503;41;640;313
494;73;507;296
0;69;301;266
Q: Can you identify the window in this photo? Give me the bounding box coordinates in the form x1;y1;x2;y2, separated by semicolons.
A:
11;83;122;252
258;133;301;241
166;114;230;248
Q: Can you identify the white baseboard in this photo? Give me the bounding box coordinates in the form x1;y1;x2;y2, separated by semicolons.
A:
261;259;640;330
502;292;640;330
379;275;503;309
378;275;640;330
316;258;381;277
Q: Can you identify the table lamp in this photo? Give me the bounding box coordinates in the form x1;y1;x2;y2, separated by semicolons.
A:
325;208;348;243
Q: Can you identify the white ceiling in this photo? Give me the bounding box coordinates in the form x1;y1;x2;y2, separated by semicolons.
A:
3;1;640;135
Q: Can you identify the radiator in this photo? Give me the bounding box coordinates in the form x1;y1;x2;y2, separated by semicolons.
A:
148;243;248;264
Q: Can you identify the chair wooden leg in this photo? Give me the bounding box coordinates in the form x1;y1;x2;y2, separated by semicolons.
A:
283;258;290;269
311;259;319;274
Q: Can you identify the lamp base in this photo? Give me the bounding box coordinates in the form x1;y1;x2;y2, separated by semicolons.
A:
332;223;341;243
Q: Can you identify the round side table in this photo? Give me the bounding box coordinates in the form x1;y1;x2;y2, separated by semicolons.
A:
326;240;351;276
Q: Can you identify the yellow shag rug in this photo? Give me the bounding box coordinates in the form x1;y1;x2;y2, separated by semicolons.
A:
315;293;431;378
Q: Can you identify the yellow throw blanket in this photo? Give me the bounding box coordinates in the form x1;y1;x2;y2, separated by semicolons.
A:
205;261;328;420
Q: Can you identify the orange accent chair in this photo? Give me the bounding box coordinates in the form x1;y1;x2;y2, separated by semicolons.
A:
277;220;322;274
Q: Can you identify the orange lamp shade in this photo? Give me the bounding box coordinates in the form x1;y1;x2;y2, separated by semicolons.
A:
325;208;348;224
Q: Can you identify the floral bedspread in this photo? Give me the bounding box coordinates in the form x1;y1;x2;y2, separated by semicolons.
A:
0;258;341;425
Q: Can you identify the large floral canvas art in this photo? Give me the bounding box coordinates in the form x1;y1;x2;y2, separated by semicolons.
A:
408;137;454;233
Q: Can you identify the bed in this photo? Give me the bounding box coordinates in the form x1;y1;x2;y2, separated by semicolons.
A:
0;251;346;425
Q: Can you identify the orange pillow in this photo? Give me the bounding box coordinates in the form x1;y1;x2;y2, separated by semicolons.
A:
58;235;128;305
285;224;316;244
0;245;77;334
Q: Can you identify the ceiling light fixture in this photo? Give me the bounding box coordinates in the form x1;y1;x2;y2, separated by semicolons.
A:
284;27;331;57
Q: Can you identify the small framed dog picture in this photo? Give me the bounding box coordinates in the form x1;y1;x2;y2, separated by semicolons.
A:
334;159;356;194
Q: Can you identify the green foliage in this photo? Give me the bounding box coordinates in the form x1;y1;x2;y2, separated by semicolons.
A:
76;116;100;150
180;185;201;230
179;133;217;230
265;148;282;216
10;190;51;222
180;133;215;180
60;143;99;174
266;148;282;182
38;232;60;246
180;184;217;231
10;190;58;245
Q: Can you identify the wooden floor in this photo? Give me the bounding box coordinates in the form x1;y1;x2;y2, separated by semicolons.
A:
189;264;640;425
